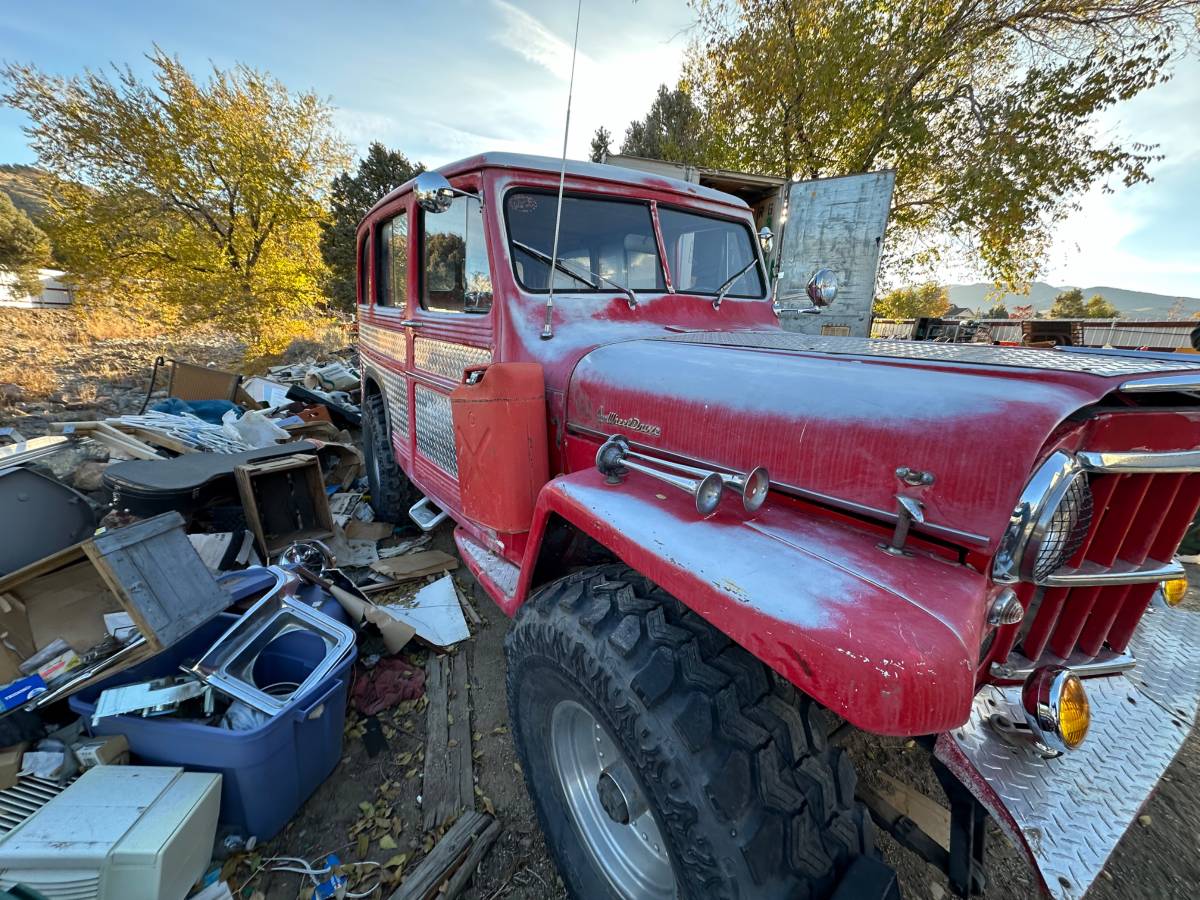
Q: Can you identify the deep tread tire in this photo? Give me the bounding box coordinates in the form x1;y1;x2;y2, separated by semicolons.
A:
363;391;416;522
505;564;874;900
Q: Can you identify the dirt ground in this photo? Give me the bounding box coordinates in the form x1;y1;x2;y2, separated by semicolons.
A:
4;308;1198;899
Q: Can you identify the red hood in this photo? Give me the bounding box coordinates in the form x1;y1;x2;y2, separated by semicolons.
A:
564;332;1200;547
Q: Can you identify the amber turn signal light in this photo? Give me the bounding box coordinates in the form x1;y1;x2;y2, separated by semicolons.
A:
1022;666;1090;753
1162;575;1188;607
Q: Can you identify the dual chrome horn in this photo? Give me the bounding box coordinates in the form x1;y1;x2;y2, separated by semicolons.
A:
595;435;770;516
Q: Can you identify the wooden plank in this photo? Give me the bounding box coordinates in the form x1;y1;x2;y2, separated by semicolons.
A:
876;771;951;851
89;513;230;651
453;581;482;627
122;426;197;455
88;511;184;552
442;816;500;899
422;655;451;832
389;810;498;900
51;422;162;459
447;652;473;815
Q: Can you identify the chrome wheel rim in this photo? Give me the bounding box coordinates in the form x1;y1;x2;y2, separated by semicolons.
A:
549;700;674;899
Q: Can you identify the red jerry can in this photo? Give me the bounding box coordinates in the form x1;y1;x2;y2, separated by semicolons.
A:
450;363;549;533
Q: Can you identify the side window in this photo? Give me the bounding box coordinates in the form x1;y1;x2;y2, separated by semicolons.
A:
422;196;492;314
357;233;369;305
375;212;408;308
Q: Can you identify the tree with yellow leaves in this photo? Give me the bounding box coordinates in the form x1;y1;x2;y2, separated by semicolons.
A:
2;49;350;355
686;0;1196;290
874;283;951;319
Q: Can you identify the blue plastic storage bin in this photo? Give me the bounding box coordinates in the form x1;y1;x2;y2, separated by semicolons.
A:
68;613;356;842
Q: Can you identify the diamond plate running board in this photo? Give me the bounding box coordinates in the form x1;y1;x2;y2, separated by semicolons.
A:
936;602;1200;899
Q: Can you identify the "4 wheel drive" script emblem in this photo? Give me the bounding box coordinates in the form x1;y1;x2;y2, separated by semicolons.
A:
597;407;662;437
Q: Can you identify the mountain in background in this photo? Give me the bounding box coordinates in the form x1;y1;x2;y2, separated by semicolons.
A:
948;282;1200;318
0;164;53;222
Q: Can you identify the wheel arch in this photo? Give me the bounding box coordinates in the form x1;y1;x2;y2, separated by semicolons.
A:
515;469;989;736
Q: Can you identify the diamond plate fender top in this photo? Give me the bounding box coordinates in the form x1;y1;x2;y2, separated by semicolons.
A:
936;603;1200;899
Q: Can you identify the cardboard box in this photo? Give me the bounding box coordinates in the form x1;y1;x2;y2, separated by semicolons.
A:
73;734;130;769
0;742;29;790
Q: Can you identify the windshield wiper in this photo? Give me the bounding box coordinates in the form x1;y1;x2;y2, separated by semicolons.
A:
513;240;638;310
712;257;761;310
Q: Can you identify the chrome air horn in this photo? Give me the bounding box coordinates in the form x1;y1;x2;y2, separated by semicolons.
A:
595;435;770;515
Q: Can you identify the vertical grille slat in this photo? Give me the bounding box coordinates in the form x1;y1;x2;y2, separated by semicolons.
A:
1047;474;1150;659
1021;474;1122;661
1077;474;1184;656
1107;473;1200;650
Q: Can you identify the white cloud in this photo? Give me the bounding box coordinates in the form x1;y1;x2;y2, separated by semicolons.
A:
491;0;590;83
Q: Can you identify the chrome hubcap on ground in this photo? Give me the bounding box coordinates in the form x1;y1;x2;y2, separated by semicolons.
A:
549;700;674;899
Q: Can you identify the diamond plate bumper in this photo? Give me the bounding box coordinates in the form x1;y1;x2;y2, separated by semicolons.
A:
935;601;1200;899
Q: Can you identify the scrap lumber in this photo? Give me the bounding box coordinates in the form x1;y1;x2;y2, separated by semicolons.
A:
421;653;473;831
389;810;499;900
453;580;482;627
52;422;162;460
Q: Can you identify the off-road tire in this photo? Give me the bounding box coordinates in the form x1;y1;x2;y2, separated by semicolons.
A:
363;391;416;522
505;563;874;900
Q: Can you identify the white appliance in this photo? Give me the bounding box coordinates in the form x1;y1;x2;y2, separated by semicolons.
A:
0;765;220;900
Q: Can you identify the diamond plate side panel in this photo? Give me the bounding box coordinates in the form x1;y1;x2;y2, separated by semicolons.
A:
359;322;407;362
1127;601;1200;722
413;338;491;381
947;678;1189;900
414;385;457;476
458;534;519;598
658;331;1200;377
363;364;409;439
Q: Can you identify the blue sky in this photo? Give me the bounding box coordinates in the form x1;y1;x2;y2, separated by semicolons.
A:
1;1;1197;298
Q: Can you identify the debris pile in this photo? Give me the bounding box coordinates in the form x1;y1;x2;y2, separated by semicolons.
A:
0;349;495;899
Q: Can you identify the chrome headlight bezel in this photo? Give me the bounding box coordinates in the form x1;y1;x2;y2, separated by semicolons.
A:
994;451;1094;584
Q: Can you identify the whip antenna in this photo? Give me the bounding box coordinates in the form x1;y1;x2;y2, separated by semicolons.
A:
540;0;583;341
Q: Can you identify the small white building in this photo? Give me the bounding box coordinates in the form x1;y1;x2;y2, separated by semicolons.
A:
0;268;74;308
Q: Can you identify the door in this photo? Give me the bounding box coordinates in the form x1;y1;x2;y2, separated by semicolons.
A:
774;171;895;337
403;188;495;514
359;203;414;475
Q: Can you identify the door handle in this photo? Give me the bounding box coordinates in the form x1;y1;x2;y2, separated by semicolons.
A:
399;319;424;328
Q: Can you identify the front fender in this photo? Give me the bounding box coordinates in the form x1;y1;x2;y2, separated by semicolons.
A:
518;468;988;735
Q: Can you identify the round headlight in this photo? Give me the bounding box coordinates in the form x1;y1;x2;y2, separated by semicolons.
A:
1022;666;1091;753
994;451;1094;584
1027;467;1093;581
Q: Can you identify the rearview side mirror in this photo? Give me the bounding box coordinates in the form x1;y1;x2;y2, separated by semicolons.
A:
414;172;457;213
758;226;774;254
806;268;838;307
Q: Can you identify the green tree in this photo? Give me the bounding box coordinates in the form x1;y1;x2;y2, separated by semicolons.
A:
321;143;423;312
2;49;350;355
984;301;1009;319
687;0;1194;288
620;84;708;165
1085;294;1120;318
589;126;612;163
0;190;50;297
874;282;950;318
1049;288;1087;317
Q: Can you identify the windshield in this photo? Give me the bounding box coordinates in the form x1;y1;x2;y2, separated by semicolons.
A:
657;207;764;298
506;191;664;293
